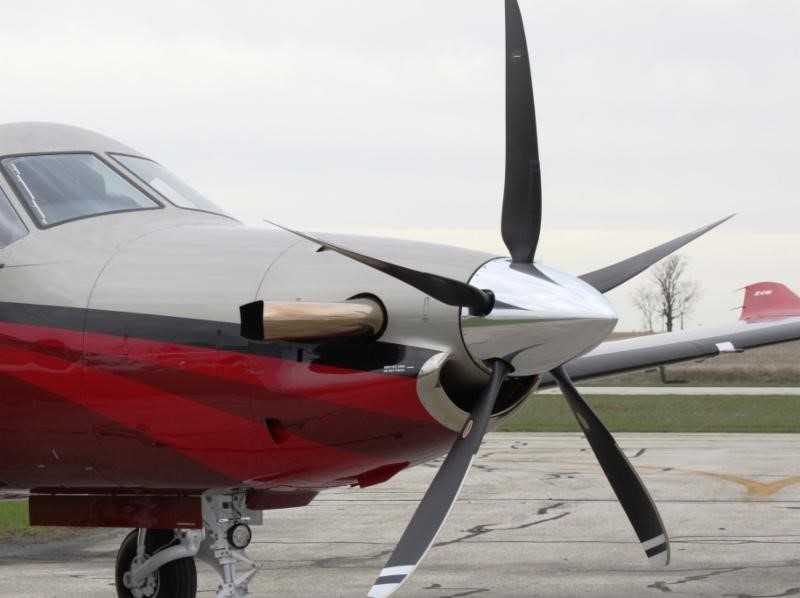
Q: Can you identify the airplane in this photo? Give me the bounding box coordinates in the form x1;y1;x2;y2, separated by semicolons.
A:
1;1;799;597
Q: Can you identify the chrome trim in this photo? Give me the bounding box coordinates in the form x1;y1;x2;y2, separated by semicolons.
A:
416;352;540;432
462;259;618;376
262;298;384;341
416;352;469;432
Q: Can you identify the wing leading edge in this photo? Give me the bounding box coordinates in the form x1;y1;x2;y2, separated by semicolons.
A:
541;283;800;387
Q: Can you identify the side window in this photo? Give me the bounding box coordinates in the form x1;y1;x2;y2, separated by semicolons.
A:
0;187;27;249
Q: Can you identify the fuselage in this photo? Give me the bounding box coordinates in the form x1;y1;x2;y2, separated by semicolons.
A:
0;197;486;496
0;123;616;502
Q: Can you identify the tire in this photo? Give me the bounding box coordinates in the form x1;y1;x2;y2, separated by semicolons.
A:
115;529;197;598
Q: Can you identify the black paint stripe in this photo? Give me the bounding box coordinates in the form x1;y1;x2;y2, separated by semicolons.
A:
0;302;85;332
0;301;436;377
645;543;668;558
375;575;406;585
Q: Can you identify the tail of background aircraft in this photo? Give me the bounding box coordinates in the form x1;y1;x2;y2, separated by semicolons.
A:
740;282;800;322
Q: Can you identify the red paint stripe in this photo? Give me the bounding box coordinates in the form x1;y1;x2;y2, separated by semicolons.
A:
0;320;436;424
92;332;433;422
0;342;387;485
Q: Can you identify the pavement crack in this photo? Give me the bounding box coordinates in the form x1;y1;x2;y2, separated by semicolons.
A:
537;501;566;515
545;472;579;480
512;512;570;530
649;581;673;593
434;503;570;548
648;567;746;592
724;588;800;598
424;583;490;597
473;463;501;473
304;501;571;569
649;561;800;595
434;523;498;548
304;547;394;570
671;537;800;547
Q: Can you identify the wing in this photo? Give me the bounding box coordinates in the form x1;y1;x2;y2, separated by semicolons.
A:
541;316;800;387
541;280;800;386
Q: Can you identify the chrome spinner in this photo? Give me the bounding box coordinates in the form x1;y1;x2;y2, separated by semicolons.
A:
462;259;618;376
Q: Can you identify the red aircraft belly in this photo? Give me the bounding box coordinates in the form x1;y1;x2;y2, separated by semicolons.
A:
0;315;454;493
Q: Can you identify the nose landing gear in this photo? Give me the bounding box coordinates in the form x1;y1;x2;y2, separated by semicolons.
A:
197;493;262;597
115;492;263;598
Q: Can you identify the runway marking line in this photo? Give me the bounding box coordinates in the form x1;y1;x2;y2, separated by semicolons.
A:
534;459;800;500
691;472;800;499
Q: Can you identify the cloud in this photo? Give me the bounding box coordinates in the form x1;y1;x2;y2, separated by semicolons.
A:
2;0;798;329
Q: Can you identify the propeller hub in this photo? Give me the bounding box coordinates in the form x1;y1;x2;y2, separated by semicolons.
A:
462;259;617;376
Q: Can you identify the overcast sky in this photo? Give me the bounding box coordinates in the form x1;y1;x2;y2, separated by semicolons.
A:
2;0;798;330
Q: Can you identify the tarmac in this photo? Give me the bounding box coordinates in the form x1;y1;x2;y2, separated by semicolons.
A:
1;433;798;597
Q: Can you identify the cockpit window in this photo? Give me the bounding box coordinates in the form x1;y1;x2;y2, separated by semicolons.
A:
1;153;159;228
0;187;27;249
111;154;230;217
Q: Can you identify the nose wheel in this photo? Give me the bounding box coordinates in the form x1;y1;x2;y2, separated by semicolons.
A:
115;492;263;598
115;529;198;598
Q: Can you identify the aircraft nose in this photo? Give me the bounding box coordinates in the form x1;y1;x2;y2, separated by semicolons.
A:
461;259;618;376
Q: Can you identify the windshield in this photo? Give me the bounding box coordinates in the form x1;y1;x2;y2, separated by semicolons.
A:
1;153;159;227
111;154;229;217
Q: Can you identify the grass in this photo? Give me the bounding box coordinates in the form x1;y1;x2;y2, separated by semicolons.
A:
0;500;32;538
590;370;800;387
0;500;85;540
499;394;800;433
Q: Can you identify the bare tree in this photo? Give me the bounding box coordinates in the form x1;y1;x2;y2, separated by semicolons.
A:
631;287;658;332
676;279;700;330
631;254;701;332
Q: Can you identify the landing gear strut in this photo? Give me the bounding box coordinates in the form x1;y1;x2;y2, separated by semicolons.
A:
115;492;263;598
197;493;262;597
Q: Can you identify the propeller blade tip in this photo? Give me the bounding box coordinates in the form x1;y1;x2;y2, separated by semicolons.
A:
642;533;670;568
719;213;736;224
367;585;400;598
647;550;670;568
368;566;415;598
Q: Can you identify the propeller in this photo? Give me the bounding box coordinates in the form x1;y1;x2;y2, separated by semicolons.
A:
367;360;510;598
264;0;545;309
501;0;542;264
364;2;667;594
550;366;670;566
368;362;669;598
265;221;495;316
580;215;735;294
252;3;725;593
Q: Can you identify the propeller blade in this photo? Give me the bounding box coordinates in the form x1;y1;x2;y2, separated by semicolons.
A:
368;360;510;598
579;215;734;294
550;366;670;567
501;0;542;264
267;221;495;316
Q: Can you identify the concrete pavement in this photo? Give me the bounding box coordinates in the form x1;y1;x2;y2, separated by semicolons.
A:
1;433;798;597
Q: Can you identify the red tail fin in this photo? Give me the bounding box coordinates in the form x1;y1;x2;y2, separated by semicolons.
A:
740;282;800;322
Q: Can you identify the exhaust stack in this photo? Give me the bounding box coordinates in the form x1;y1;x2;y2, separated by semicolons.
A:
240;298;384;342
